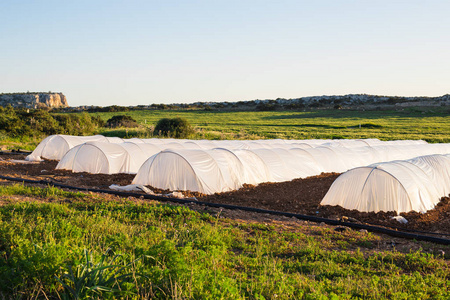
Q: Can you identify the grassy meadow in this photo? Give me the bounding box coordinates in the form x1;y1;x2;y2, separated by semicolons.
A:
0;184;448;299
93;108;450;142
1;108;449;151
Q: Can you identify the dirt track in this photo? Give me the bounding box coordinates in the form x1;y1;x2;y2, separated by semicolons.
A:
1;155;449;237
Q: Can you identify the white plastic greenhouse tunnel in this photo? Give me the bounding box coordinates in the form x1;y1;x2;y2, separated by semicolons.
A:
26;135;109;161
320;154;450;213
132;149;232;194
56;141;162;174
56;142;132;174
25;134;450;195
26;134;432;163
131;145;450;195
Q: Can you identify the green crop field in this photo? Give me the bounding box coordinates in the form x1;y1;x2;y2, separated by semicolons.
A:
0;184;448;299
92;108;450;143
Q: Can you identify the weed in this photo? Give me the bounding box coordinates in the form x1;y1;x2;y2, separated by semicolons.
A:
56;248;139;299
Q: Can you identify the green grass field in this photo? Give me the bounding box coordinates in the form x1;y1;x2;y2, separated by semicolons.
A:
0;184;449;299
92;108;450;143
2;108;448;151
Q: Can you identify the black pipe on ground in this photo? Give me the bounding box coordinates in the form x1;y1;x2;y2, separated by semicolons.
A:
0;174;449;245
0;150;32;155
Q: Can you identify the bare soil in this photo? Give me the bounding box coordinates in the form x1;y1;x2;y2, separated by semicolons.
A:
1;154;449;239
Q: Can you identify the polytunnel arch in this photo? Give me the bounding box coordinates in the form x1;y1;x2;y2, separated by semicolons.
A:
30;135;84;161
140;138;165;144
321;155;447;213
26;135;59;161
209;148;247;190
126;138;145;143
159;142;186;150
289;143;313;149
247;148;297;182
105;137;124;143
144;149;198;186
289;147;323;177
359;166;412;213
355;139;372;147
56;142;131;174
119;142;162;173
133;149;230;194
403;155;450;197
365;161;440;213
303;146;349;173
57;143;110;174
26;134;111;161
226;149;272;185
321;166;415;213
183;141;203;149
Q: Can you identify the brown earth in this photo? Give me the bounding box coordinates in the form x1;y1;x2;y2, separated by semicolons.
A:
1;154;449;239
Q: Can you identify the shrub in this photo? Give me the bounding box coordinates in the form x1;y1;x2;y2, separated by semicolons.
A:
284;102;305;110
106;115;139;128
359;123;383;129
87;105;130;113
153;117;194;138
26;110;61;135
256;103;277;111
0;106;32;137
0;107;103;137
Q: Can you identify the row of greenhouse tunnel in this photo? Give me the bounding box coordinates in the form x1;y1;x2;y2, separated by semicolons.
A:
26;134;450;214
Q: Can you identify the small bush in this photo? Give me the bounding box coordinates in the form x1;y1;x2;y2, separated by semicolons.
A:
256;103;277;111
87;105;130;113
153;117;194;138
360;123;383;129
106;115;139;128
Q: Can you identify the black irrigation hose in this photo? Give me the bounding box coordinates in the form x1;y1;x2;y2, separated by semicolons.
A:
0;174;449;245
0;150;32;155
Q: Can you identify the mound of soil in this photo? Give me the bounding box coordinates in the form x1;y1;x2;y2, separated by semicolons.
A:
1;154;449;237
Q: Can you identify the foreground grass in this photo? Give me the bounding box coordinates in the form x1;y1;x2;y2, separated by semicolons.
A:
0;184;448;299
92;108;450;142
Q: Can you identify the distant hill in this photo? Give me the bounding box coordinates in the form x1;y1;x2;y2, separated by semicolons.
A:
68;93;450;112
3;92;448;111
0;92;68;109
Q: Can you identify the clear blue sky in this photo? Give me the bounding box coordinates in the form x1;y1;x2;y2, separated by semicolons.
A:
1;0;449;106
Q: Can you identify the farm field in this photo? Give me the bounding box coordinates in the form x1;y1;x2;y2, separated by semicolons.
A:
2;108;449;151
1;108;450;298
92;108;450;142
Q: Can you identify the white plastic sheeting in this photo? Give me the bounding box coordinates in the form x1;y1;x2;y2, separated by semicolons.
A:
119;142;162;173
26;135;108;161
56;141;164;174
132;144;450;194
232;149;271;185
56;142;132;174
320;154;450;213
27;134;450;196
133;149;229;194
27;134;429;162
